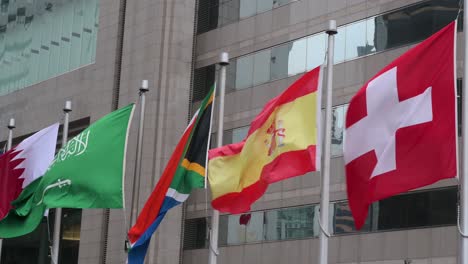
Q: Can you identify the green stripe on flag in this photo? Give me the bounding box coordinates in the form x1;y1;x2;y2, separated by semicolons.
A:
169;86;215;195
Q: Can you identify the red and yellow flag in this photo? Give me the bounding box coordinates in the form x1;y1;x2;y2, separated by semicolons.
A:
208;66;322;213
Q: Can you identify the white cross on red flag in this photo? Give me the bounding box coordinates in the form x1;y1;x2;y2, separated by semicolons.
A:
344;21;458;229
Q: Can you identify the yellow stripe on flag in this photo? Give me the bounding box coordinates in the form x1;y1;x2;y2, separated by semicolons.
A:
181;159;206;177
208;91;318;200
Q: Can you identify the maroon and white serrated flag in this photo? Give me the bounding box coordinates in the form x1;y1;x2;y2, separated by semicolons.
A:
0;123;58;219
344;21;458;229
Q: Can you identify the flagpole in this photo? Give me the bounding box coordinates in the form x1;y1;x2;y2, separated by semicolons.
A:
319;20;337;264
6;118;14;150
460;2;468;262
129;80;149;229
0;118;15;263
208;52;229;264
51;101;72;264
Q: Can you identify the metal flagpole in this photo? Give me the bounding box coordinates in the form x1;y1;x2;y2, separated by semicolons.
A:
319;20;337;264
0;118;15;263
460;1;468;262
51;101;72;264
129;80;149;229
6;118;15;150
208;52;229;264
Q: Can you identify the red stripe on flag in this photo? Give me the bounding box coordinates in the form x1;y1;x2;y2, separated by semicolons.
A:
211;145;317;213
247;67;320;136
128;121;195;244
208;141;244;160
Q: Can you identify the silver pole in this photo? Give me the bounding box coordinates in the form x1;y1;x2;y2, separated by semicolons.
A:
460;4;468;263
51;101;72;264
0;118;15;263
6;118;14;150
208;52;229;264
129;80;149;228
319;20;337;264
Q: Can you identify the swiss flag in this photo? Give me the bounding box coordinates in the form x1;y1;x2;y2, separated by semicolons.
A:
344;21;457;229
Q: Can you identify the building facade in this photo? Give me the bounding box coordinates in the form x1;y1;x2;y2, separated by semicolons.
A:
0;0;462;263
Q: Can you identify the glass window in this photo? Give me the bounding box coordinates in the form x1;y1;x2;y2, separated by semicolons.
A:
197;0;219;33
306;33;326;70
1;219;50;263
253;49;271;86
218;0;239;27
270;43;290;80
331;104;348;157
232;126;249;143
239;0;256;19
0;0;98;95
365;17;378;54
245;212;264;242
288;38;307;76
345;21;367;61
334;26;345;64
227;214;246;244
273;0;290;8
193;65;215;101
183;188;457;248
332;202;370;234
235;55;254;89
183;218;207;249
257;0;273;13
60;209;82;264
265;206;317;241
373;187;457;230
226;59;237;92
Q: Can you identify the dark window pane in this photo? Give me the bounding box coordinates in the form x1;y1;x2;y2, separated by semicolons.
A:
270;43;290;80
333;202;371;234
193;65;215;102
197;0;219;34
218;0;239;27
369;0;459;53
374;187;457;231
60;209;82;264
183;218;207;249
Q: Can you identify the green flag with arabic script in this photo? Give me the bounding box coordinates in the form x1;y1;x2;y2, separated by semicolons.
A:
0;104;135;238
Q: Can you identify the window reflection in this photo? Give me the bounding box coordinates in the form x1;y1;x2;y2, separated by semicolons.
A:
253;50;271;86
219;0;239;27
184;187;457;249
265;206;316;240
288;38;307;76
239;0;256;19
331;104;348;157
231;126;249;143
257;0;273;13
194;0;461;97
270;43;290;80
0;0;99;95
333;27;345;64
235;55;254;89
345;21;367;60
306;33;326;70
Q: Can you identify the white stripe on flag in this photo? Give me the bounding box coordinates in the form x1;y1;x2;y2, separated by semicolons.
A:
166;188;189;203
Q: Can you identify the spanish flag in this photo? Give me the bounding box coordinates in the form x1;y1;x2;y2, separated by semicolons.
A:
208;66;322;213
